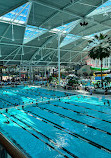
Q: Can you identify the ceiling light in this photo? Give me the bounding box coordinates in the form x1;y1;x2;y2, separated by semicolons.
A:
12;37;15;41
103;12;108;16
80;21;88;26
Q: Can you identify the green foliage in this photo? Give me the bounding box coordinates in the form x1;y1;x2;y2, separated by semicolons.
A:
88;33;111;61
68;79;78;86
88;33;111;85
89;46;111;61
104;77;111;83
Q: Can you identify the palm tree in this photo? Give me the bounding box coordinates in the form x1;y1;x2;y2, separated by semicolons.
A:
88;33;111;86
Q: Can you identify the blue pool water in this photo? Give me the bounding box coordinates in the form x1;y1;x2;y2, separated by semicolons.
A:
0;86;111;158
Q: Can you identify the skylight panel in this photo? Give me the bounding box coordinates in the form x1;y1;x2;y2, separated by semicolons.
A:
50;20;80;35
0;2;31;25
23;25;47;44
87;0;111;17
60;34;80;48
83;29;111;40
83;29;111;51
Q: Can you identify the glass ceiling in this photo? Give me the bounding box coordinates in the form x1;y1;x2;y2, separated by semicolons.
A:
83;29;111;51
60;34;80;48
51;20;79;34
0;2;31;25
23;21;78;44
0;0;110;47
23;25;47;44
87;0;111;17
0;2;81;46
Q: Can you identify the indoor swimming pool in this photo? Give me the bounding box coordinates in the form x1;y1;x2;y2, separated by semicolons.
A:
0;86;71;109
0;86;111;158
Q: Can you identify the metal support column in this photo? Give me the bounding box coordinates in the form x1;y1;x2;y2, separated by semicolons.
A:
31;66;33;82
45;67;46;78
29;64;33;84
19;65;21;82
58;34;61;85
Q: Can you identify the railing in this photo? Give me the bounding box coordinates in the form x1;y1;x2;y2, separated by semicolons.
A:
0;132;28;158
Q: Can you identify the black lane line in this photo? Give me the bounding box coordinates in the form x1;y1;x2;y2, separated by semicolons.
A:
62;101;111;116
19;108;111;154
0;127;31;158
0;92;110;125
0;97;14;105
63;101;111;115
48;103;111;124
33;104;111;136
68;98;111;110
11;89;68;101
33;89;70;98
0;89;70;108
9;113;78;158
0;113;69;158
0;92;52;106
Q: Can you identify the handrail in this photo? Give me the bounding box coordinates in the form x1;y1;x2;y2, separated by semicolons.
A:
0;132;28;158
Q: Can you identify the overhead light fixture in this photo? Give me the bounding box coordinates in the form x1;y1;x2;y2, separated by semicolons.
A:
38;37;40;41
70;0;74;3
103;12;108;16
12;37;15;41
80;21;88;26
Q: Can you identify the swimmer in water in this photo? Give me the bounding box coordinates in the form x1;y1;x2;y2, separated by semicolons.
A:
107;100;110;106
6;109;8;113
4;120;10;124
